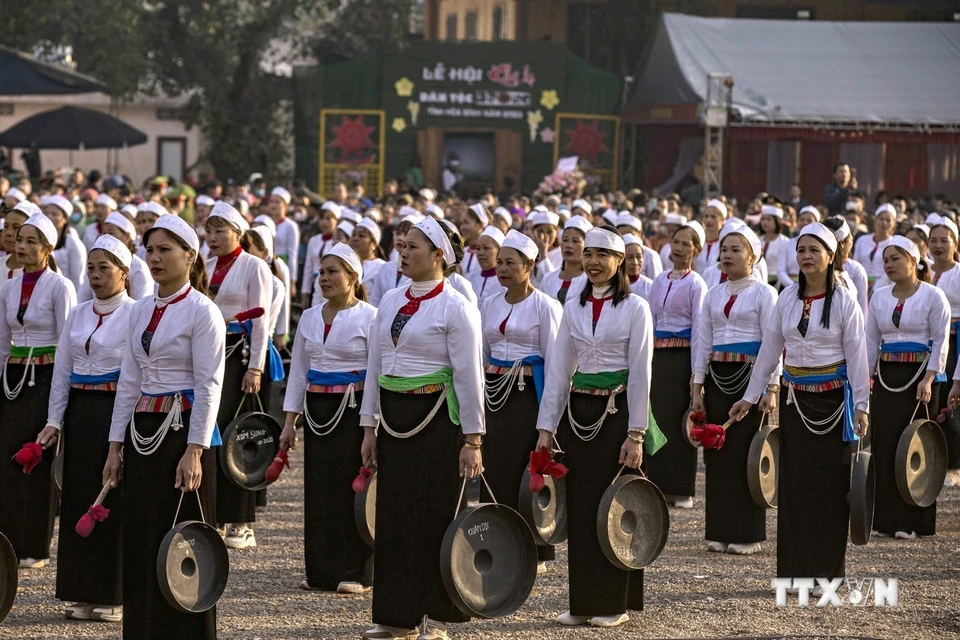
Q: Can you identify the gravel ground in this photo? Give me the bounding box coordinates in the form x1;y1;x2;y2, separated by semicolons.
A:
4;448;959;640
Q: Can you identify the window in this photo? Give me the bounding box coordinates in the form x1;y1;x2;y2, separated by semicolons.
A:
465;10;478;41
445;13;457;41
493;5;505;41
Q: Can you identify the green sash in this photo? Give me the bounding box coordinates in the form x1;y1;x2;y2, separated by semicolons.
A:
378;366;460;425
10;345;57;359
571;369;667;455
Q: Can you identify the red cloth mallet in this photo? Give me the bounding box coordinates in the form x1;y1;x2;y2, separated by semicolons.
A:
264;448;290;483
227;307;266;324
75;484;112;538
352;466;375;493
13;442;43;474
527;446;568;492
690;416;737;451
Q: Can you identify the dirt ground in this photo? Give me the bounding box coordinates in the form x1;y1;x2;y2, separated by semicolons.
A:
4;449;960;640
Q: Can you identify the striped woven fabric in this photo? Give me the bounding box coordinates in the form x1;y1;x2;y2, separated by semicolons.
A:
710;351;755;364
307;382;365;394
8;353;54;366
135;394;193;414
784;362;845;393
654;337;691;349
70;382;117;392
571;386;622;397
484;363;533;377
879;351;928;364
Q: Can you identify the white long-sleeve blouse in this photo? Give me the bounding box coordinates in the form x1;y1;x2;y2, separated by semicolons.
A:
866;282;950;374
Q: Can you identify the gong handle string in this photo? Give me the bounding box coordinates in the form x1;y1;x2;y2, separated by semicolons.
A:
611;463;647;485
453;476;468;520
479;472;498;505
233;392;264;421
909;399;930;423
172;490;206;528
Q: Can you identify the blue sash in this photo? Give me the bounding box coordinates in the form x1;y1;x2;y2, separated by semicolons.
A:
952;318;960;356
880;340;947;383
782;364;857;442
70;370;121;385
267;343;285;382
141;389;222;447
227;319;253;335
712;341;761;357
654;328;692;340
489;355;545;404
306;370;366;386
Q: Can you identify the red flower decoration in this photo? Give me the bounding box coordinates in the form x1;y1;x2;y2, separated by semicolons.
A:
75;504;111;538
264;448;290;483
13;442;43;474
563;120;609;164
690;424;727;450
937;406;953;423
528;446;569;492
352;466;375;494
330;116;377;165
689;411;708;426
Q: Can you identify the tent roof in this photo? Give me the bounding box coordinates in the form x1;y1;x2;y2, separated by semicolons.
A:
625;14;960;128
0;45;107;96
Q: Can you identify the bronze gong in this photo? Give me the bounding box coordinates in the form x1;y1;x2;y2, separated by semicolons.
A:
219;410;282;491
597;469;669;570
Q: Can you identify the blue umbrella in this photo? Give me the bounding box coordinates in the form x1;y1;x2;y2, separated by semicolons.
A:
0;106;147;150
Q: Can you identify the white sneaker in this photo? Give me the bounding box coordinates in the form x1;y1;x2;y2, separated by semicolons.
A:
223;524;257;549
537;561;548;574
337;581;371;594
894;530;918;540
91;605;122;622
64;603;94;620
706;541;728;553
556;611;591;626
590;613;629;628
673;497;694;509
727;542;761;555
417;619;448;640
19;557;48;569
943;469;960;487
361;624;417;639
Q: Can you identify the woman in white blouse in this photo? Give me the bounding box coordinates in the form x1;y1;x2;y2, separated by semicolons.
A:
78;211;154;302
646;220;708;509
822;216;868;319
204;202;273;549
867;236;949;539
759;204;790;289
480;230;562;570
301;201;342;309
466;226;506;304
692;225;778;555
0;209;76;570
693;199;726;274
730;223;870;583
43;194;88;291
852;203;897;291
777;205;819;289
459;202;489;276
928;217;960;485
280;244;376;595
133;202;168;261
369;214;420;307
38;235;134;622
105;213;225;640
538;215;591;305
350;218;387;290
536;226;660;628
528;210;561;286
0;203;27;287
359;217;483;640
623;233;653;300
616;213;662;280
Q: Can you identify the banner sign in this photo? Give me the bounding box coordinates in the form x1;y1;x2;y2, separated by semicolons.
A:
382;42;565;141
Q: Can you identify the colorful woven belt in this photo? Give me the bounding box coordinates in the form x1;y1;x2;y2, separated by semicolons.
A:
135;394;194;413
710;351;755;364
71;381;118;391
784;362;845;393
654;337;691;349
485;363;533;377
8;353;54;366
879;351;929;364
307;381;365;394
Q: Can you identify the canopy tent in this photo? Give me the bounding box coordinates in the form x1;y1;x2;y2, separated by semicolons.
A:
0;106;147;150
623;14;960;129
0;45;106;96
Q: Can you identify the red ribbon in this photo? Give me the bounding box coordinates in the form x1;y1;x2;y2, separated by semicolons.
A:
264;448;290;483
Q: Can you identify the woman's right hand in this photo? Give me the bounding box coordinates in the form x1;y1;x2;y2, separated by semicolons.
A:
691;391;706;415
949;382;960;409
729;399;754;422
175;445;204;492
361;427;377;468
102;444;123;489
535;429;554;453
280;421;298;451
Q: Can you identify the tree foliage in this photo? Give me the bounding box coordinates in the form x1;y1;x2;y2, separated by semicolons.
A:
3;0;415;181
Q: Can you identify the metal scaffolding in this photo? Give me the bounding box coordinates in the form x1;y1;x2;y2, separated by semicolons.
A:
702;73;733;199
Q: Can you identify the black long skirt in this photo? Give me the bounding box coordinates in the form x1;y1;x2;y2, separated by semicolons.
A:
255;374;274;509
480;372;554;562
303;390;372;589
122;410;217;639
703;362;766;544
559;392;643;617
872;361;938;536
777;386;850;579
371;389;471;630
646;347;697;497
56;388;123;605
215;334;258;525
0;362;57;560
938;333;960;469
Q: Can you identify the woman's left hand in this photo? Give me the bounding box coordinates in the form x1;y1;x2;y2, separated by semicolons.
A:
619;437;643;469
759;390;778;415
36;425;60;449
854;410;870;438
459;446;483;478
242;371;261;395
916;375;934;404
175;445;204;492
